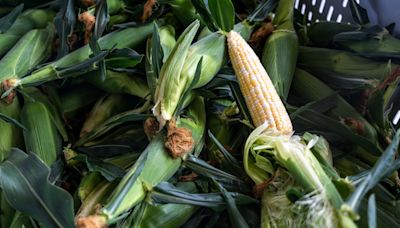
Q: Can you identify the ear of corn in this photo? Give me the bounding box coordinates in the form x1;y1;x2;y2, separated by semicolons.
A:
20;89;63;166
292;68;378;141
0;25;54;81
84;70;150;98
307;22;359;47
80;94;133;137
261;0;298;100
158;25;177;63
128;182;199;228
152;21;252;128
0;99;23;162
0;9;55;56
95;96;205;224
6;23;154;89
76;180;117;218
161;0;199;26
0;98;23;228
60;83;104;118
244;124;351;227
1;191;16;228
182;32;226;89
153;20;200;126
227;30;292;133
298;46;398;80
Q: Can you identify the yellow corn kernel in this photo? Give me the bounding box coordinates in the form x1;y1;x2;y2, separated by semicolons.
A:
227;30;293;134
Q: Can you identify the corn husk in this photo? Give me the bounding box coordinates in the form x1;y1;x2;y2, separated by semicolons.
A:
0;9;55;56
80;94;133;137
0;24;54;81
298;46;398;80
292;68;378;141
20;88;64;166
0;99;23;161
85;70;149;98
152;20;200;126
262;0;298;100
87;96;206;224
244;124;356;227
7;22;154;89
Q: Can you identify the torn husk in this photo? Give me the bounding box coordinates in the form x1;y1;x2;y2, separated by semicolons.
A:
165;119;194;159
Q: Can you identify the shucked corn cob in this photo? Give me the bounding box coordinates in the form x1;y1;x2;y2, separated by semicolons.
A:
227;30;292;134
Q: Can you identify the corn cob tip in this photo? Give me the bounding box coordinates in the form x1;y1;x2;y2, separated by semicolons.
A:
76;215;107;228
165;119;194;159
227;30;293;134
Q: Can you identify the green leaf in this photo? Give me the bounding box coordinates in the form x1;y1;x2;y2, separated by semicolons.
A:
94;0;109;38
151;22;163;79
292;108;382;156
214;179;249;228
207;130;244;176
54;0;76;59
208;0;234;32
247;0;277;23
56;49;109;79
89;35;107;81
9;211;36;228
349;0;369;25
0;3;23;33
0;112;27;130
174;57;203;117
75;110;150;146
346;130;400;211
184;154;249;192
368;89;387;129
105;48;144;68
229;82;252;126
149;182;258;208
0;149;75;228
75;155;126;181
191;0;218;32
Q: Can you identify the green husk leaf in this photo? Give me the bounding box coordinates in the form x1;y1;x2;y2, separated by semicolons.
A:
0;112;26;130
184;154;249;192
191;0;218;32
0;3;23;33
346;130;400;212
214;179;249;228
105;48;143;69
76;155;126;182
0;148;75;228
349;0;369;25
208;0;234;32
149;182;258;208
153;19;200;126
